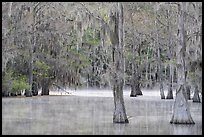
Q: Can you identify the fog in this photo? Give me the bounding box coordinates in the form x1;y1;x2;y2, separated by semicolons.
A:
2;89;202;135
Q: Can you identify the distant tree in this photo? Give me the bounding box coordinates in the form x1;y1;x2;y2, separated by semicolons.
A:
129;11;142;97
155;3;165;99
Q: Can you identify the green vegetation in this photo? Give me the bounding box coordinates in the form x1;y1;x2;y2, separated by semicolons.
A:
11;78;29;94
83;28;100;46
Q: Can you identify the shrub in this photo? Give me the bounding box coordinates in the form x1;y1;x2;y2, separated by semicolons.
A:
11;76;30;94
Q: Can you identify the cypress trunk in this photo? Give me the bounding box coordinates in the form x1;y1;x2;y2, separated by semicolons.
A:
158;52;165;99
41;78;50;96
166;64;173;99
113;83;129;123
129;11;142;97
111;3;128;123
192;85;200;103
170;2;194;124
25;89;32;97
32;75;38;96
170;85;195;124
2;91;10;97
166;84;173;99
185;85;191;100
32;82;38;96
155;4;165;99
130;64;142;97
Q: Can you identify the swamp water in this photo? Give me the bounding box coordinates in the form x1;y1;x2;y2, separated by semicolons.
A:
2;89;202;135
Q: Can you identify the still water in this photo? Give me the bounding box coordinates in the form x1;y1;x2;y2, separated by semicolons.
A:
2;89;202;135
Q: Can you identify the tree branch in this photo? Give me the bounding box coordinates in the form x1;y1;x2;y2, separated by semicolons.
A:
35;2;52;14
157;17;167;27
78;2;115;42
167;2;179;6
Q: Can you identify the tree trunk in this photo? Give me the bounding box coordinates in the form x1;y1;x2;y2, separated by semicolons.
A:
170;2;194;124
155;4;165;99
170;85;195;124
130;62;136;97
130;13;142;97
32;81;38;96
27;37;33;97
111;3;128;123
2;91;10;97
41;78;50;96
130;63;142;97
27;4;39;97
158;48;165;99
25;89;32;97
149;63;153;89
166;8;173;99
145;50;149;89
192;85;200;103
113;83;129;123
185;85;191;100
32;75;38;96
166;64;173;99
135;75;142;95
154;4;165;98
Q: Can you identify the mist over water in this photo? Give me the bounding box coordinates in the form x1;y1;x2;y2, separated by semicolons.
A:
2;89;202;135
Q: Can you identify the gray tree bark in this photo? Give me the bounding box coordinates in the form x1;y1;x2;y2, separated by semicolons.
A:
145;48;149;89
185;85;191;100
32;75;38;96
158;48;165;99
41;78;50;96
27;3;39;97
166;8;173;99
192;85;200;103
166;64;173;99
170;85;194;124
112;3;128;123
170;2;195;124
130;12;142;97
130;63;142;97
155;4;165;99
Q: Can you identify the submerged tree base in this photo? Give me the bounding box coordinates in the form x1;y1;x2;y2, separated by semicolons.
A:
113;112;129;123
193;99;201;103
113;119;129;124
130;94;137;97
113;105;129;124
166;96;173;99
161;96;165;99
170;86;195;125
25;90;32;97
170;120;195;124
136;92;143;96
166;89;173;99
130;89;142;97
192;86;201;103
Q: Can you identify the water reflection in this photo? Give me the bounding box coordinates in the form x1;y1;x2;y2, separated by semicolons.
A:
172;124;198;135
2;90;202;135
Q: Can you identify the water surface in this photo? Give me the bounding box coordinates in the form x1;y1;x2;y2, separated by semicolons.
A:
2;89;202;135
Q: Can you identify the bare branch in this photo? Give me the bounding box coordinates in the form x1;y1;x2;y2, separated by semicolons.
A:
33;2;41;11
167;2;179;6
35;2;52;14
79;2;104;23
